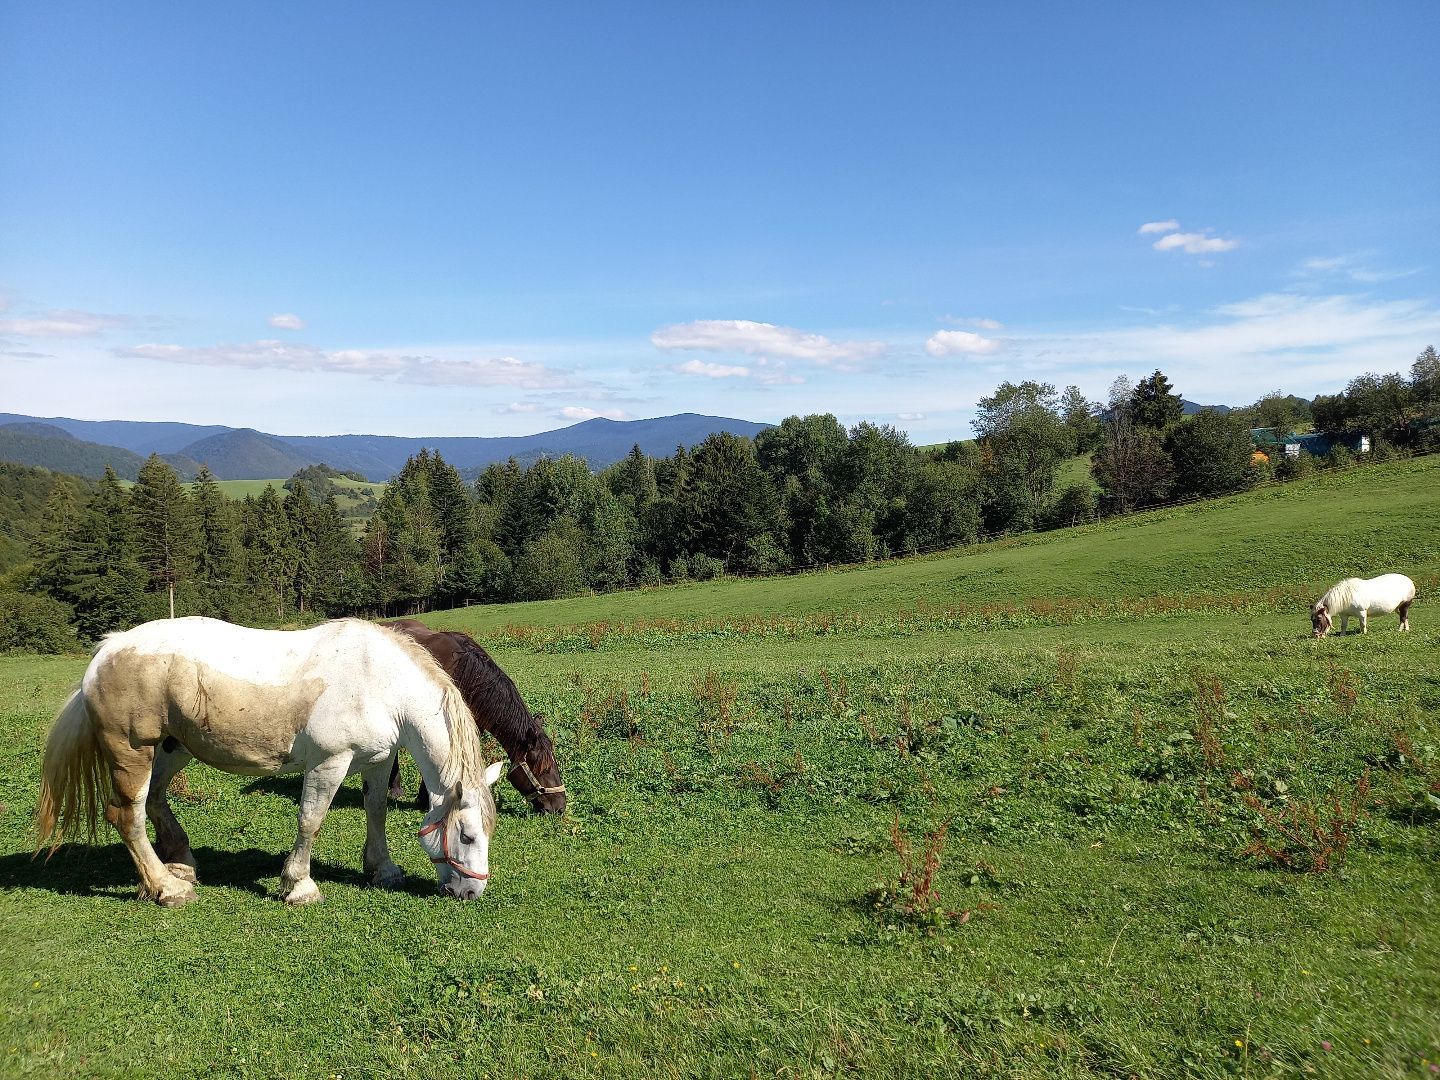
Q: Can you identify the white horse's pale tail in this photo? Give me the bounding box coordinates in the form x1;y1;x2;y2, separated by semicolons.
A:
1311;574;1416;637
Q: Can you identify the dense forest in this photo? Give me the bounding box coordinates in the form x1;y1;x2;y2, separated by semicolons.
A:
3;348;1437;652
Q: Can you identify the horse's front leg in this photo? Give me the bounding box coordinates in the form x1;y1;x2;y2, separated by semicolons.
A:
147;741;199;883
1360;610;1369;634
362;756;404;889
278;755;351;905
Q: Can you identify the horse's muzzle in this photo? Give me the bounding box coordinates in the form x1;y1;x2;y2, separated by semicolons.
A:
442;879;486;901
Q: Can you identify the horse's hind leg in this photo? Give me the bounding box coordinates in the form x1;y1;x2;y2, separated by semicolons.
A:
1398;599;1412;631
102;739;196;907
362;756;404;889
278;755;350;905
147;740;199;882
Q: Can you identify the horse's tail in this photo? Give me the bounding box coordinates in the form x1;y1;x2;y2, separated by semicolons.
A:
35;688;109;856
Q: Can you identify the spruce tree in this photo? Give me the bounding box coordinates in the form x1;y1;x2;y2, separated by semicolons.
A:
130;454;198;618
190;466;244;618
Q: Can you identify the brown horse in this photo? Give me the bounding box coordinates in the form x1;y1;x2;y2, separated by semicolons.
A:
386;620;566;814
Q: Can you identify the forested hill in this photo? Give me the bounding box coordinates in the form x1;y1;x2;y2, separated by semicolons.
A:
0;424;202;482
0;411;771;481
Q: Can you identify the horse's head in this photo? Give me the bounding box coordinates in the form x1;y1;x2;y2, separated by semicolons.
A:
1311;602;1332;638
508;720;567;814
417;761;504;899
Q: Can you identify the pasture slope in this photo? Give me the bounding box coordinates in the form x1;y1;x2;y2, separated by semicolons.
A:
1;456;1438;1079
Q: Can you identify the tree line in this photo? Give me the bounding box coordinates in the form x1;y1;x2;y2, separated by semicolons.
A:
4;346;1437;651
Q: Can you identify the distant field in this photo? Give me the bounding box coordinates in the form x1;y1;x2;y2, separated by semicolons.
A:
2;456;1437;1077
191;476;387;502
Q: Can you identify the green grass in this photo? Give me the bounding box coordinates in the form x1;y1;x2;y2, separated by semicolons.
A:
2;458;1439;1078
187;476;386;504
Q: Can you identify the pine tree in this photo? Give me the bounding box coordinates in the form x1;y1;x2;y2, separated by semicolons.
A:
243;485;297;620
64;469;146;639
130;454;198;618
190;466;244;618
1127;370;1185;430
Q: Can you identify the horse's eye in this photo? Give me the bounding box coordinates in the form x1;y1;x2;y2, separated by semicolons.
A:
459;832;475;846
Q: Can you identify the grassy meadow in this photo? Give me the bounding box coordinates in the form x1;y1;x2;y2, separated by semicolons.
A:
1;457;1438;1078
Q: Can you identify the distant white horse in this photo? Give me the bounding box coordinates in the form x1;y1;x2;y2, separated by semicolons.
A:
37;617;504;907
1311;574;1416;637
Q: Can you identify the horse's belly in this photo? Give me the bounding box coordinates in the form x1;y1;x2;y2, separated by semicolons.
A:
164;712;303;773
160;660;325;774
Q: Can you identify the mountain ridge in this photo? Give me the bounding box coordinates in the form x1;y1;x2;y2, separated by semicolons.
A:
0;411;775;481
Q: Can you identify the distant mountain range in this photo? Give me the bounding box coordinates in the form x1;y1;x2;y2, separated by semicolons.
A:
0;412;774;481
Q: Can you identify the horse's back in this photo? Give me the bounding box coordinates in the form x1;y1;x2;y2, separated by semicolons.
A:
83;618;405;774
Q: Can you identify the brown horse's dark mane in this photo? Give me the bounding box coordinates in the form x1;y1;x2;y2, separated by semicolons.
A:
440;629;546;758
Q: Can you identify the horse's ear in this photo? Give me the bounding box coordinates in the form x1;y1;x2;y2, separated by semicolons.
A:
484;760;504;788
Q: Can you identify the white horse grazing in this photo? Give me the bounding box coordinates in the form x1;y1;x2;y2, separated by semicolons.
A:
37;617;503;907
1311;574;1416;637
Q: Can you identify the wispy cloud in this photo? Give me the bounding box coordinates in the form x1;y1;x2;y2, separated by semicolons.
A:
0;309;127;338
1137;219;1237;255
941;315;1004;330
1018;291;1440;400
268;313;306;330
117;339;580;389
925;329;1002;357
1295;254;1423;285
676;358;751;378
898;412;926;421
652;319;887;365
1153;231;1239;255
499;401;541;414
559;405;629;421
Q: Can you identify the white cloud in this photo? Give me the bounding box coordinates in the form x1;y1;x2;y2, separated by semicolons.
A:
117;339;578;389
268;313;306;331
560;406;629;421
924;330;1002;357
1152;231;1238;254
1015;291;1440;403
676;358;751;378
898;412;926;421
651;319;886;365
500;401;541;413
1138;220;1180;235
0;309;127;337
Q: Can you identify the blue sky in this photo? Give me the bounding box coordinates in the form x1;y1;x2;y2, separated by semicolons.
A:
2;3;1437;440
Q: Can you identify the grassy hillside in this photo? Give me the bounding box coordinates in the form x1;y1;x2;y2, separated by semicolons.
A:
191;476;386;513
426;454;1440;639
1;456;1436;1078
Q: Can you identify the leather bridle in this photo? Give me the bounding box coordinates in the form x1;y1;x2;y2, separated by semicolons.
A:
417;816;489;881
508;757;566;807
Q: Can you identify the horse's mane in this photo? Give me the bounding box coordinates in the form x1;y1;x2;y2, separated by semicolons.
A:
442;629;547;756
1317;578;1361;613
367;621;492;821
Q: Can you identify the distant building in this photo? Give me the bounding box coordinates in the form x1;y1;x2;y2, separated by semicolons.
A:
1249;428;1370;459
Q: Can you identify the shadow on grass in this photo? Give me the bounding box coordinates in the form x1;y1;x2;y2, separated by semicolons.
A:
0;844;439;901
240;774;369;808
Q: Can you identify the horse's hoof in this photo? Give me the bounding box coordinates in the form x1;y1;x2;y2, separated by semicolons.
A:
166;862;199;883
280;878;323;905
146;879;197;907
369;864;405;889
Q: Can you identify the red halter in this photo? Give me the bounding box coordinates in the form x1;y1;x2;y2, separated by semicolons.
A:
417;817;490;880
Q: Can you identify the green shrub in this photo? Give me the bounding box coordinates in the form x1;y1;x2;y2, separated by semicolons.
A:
0;590;78;653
